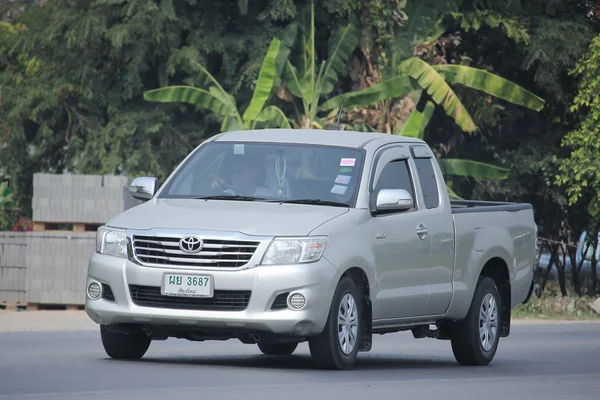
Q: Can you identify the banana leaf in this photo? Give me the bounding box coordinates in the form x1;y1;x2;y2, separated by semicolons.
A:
433;64;545;111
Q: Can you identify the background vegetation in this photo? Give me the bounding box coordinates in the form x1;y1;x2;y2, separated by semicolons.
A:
2;0;600;297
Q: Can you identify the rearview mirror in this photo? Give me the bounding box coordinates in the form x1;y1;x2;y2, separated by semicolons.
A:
376;189;413;212
128;177;158;201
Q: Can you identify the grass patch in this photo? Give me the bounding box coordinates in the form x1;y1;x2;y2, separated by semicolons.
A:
513;295;600;320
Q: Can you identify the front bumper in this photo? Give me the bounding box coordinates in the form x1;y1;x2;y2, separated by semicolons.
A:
84;253;340;336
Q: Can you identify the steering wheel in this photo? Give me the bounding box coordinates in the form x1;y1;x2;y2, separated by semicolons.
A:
209;180;243;195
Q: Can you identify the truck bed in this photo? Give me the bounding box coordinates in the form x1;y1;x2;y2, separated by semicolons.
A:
450;200;533;214
444;200;536;319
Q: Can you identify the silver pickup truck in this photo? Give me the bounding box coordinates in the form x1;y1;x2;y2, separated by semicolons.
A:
85;128;537;370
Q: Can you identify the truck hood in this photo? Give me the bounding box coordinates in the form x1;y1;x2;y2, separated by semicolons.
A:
107;199;349;236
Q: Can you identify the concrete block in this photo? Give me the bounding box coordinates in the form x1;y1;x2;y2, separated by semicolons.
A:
61;174;74;187
39;198;50;210
591;298;600;315
84;175;98;188
83;199;94;212
28;279;42;293
31;254;45;269
55;255;67;269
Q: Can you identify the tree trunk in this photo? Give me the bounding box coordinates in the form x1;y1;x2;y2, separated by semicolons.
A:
592;238;598;296
569;243;590;297
538;242;556;297
557;244;567;297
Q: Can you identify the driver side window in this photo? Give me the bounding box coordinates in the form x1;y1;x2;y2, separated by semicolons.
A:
374;159;416;202
167;149;225;196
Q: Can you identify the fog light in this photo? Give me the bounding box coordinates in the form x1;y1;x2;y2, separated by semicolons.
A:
88;282;101;299
288;293;306;310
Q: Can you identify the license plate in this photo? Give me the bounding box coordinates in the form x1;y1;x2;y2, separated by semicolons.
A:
161;273;213;298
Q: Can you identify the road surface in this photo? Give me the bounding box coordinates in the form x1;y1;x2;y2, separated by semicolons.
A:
1;321;599;400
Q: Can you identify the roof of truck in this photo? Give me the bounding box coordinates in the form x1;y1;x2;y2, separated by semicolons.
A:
213;128;426;148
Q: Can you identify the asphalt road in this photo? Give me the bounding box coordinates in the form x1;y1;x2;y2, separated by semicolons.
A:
1;321;599;400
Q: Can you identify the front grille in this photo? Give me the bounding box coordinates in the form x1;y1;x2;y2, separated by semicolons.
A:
271;293;289;310
132;235;260;268
129;285;251;311
102;284;115;302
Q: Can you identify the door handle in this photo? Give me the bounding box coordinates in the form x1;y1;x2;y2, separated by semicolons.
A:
416;224;428;240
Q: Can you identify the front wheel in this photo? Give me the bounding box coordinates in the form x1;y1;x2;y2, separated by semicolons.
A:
450;276;501;366
308;276;362;370
100;325;152;360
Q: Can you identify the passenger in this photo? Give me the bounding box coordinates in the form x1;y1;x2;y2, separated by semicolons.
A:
212;156;273;197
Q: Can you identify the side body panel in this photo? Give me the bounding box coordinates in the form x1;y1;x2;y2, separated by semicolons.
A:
366;145;431;319
319;140;456;323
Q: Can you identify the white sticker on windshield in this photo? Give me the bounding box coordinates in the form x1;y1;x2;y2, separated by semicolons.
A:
234;144;245;155
340;158;356;167
331;184;348;195
335;175;352;185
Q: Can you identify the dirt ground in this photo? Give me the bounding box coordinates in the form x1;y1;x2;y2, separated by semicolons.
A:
0;309;98;332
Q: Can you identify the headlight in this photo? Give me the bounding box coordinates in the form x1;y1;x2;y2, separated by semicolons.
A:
96;226;128;258
260;237;328;265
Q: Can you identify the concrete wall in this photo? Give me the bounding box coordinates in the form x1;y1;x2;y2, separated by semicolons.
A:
31;173;139;224
0;172;145;306
0;234;27;305
0;232;96;306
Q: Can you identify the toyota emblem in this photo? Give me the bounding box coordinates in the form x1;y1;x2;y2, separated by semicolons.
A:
179;235;203;254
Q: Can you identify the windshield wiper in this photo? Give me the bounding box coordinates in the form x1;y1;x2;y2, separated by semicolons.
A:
194;195;266;201
270;199;349;207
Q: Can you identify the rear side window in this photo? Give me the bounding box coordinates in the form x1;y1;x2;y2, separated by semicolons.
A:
414;158;439;209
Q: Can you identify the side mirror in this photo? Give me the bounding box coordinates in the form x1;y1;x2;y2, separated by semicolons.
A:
128;177;158;201
376;189;413;212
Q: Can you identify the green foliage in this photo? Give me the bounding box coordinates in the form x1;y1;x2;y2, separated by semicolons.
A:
292;0;545;193
393;96;509;196
0;181;15;209
399;101;435;139
320;76;420;111
433;64;545;111
144;38;290;131
448;9;530;44
437;0;597;240
323;0;545;137
399;57;478;132
438;159;509;180
384;0;464;73
331;55;545;135
281;0;360;127
0;181;16;231
522;18;594;100
557;35;600;220
0;0;311;210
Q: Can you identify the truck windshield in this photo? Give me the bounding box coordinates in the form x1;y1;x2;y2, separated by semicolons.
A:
158;141;365;207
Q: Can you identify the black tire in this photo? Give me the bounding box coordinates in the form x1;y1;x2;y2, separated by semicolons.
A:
308;276;362;370
450;276;502;366
257;341;298;356
100;325;152;360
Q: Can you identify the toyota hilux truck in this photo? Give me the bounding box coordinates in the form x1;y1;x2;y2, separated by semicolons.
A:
85;128;537;370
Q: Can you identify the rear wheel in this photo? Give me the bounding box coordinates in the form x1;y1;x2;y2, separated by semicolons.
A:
450;276;501;366
308;276;361;370
100;325;151;360
257;341;298;356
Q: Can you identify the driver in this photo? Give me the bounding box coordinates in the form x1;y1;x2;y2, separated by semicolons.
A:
212;155;273;197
